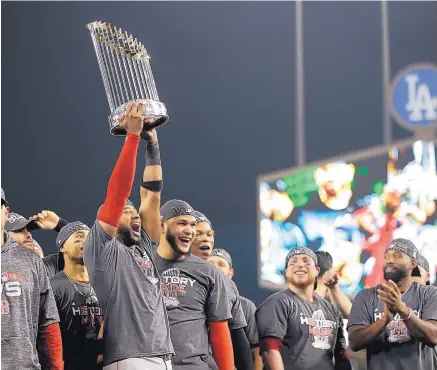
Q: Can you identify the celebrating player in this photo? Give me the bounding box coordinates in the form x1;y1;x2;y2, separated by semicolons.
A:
1;193;63;369
348;238;437;370
51;221;104;370
256;247;351;370
154;199;234;369
193;211;252;370
83;101;173;370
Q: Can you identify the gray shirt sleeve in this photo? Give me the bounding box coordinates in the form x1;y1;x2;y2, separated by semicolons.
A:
422;285;437;321
83;220;117;271
256;295;290;340
242;298;259;347
42;254;59;278
37;257;59;327
228;280;247;330
206;270;233;322
347;289;372;328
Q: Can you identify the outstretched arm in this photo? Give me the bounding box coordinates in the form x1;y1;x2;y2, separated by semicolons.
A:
139;129;162;243
97;101;143;236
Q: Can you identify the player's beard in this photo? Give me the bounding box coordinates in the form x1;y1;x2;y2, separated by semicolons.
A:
166;229;188;259
383;266;407;283
75;256;85;265
117;226;140;248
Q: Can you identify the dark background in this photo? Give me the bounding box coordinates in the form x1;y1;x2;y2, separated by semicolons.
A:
2;1;437;304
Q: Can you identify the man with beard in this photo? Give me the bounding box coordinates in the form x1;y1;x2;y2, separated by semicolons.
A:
83;101;173;370
347;238;437;370
193;211;252;370
51;222;104;370
256;247;351;370
154;199;234;369
1;192;63;369
208;249;263;370
5;213;39;250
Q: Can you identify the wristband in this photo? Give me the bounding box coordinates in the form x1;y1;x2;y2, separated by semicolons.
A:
141;180;163;192
54;217;69;232
403;308;413;321
145;142;161;166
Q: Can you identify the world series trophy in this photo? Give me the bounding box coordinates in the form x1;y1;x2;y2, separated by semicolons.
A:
87;21;168;136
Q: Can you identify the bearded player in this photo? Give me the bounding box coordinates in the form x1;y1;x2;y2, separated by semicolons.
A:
348;238;437;370
154;199;234;369
256;247;351;370
193;211;252;370
83;101;173;370
208;249;263;370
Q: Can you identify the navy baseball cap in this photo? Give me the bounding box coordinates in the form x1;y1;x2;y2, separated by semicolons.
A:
412;254;431;285
56;221;90;270
160;200;195;221
4;213;38;232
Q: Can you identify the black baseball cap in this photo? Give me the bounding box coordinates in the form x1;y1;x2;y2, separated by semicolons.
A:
4;213;38;232
387;238;418;261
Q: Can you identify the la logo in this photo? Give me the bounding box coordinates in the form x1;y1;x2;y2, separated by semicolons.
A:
405;73;437;122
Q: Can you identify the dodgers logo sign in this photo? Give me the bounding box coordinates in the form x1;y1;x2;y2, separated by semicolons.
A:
390;63;437;130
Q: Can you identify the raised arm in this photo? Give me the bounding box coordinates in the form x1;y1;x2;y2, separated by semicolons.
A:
139;129;162;243
97;101;143;236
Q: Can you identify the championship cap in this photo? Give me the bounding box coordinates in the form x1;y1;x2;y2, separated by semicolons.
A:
160;200;195;221
56;221;90;271
285;247;318;267
387;238;418;261
211;248;232;268
4;213;39;232
194;211;212;227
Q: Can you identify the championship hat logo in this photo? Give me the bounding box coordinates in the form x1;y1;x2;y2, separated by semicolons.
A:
390;63;437;130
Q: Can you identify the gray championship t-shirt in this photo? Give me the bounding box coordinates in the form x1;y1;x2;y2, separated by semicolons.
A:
1;239;60;370
83;221;173;366
155;254;231;369
347;283;437;370
256;289;347;370
240;296;259;348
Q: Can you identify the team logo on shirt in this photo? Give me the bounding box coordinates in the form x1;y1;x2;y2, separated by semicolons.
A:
300;310;337;350
135;250;159;285
160;268;196;308
1;272;23;315
71;299;103;339
374;306;420;343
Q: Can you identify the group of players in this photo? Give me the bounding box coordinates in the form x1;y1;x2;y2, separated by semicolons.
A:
1;101;437;370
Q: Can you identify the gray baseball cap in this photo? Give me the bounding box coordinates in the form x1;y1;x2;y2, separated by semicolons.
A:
387;238;418;261
160;199;195;221
211;248;232;268
285;247;318;267
4;213;38;232
194;211;212;227
56;221;90;271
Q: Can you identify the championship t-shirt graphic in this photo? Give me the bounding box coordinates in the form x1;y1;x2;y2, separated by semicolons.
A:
373;305;419;343
134;249;159;285
161;267;196;308
1;272;23;315
300;309;337;350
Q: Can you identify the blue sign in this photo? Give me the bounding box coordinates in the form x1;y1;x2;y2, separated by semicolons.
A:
390;63;437;130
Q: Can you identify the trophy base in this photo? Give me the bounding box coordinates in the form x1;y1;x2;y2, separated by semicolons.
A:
109;99;169;136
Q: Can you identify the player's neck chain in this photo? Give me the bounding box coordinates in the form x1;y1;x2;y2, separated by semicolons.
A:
64;273;94;299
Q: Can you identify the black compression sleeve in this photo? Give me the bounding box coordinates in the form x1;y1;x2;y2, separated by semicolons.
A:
230;327;253;370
